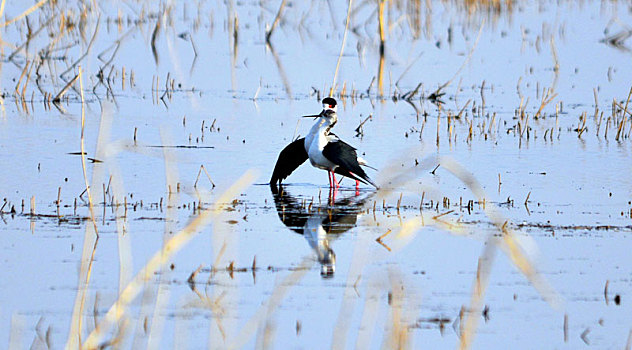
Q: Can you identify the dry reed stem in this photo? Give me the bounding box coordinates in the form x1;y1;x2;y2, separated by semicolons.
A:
533;88;557;119
331;220;380;349
266;0;287;43
383;269;410;349
194;164;216;188
145;130;181;349
78;67;99;238
67;71;111;349
0;0;49;27
376;0;386;97
53;73;79;102
21;59;35;97
330;0;353;97
83;170;256;348
14;61;29;95
107;166;133;299
0;0;6;20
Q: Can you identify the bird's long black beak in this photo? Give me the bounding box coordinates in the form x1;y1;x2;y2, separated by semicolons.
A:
301;114;320;119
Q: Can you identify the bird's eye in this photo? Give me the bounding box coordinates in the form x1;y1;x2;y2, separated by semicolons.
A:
329;105;333;108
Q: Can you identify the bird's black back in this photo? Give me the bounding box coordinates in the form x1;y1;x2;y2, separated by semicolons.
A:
322;140;377;188
270;137;308;186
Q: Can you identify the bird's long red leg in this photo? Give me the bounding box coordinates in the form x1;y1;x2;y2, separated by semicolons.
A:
328;171;333;188
355;180;360;196
331;172;337;188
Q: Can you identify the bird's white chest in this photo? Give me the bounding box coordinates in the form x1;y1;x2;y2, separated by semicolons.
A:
305;132;335;170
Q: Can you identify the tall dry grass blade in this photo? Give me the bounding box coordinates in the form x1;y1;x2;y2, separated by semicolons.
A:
146;130;180;350
330;219;380;349
382;269;412;349
8;313;25;350
354;276;383;349
266;0;287;43
83;171;256;348
377;0;386;97
0;0;49;27
78;67;99;238
67;70;112;350
0;0;6;20
330;0;353;97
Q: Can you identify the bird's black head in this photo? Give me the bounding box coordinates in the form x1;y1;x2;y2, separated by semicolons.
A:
322;97;337;112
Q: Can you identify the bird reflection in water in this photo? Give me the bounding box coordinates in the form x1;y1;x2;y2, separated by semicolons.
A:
271;184;374;278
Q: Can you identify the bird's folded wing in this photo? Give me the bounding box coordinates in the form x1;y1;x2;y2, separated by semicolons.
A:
322;140;376;188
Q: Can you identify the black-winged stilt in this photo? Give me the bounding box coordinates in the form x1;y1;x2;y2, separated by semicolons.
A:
270;97;378;189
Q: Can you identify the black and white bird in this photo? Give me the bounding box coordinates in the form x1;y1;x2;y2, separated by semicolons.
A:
270;97;378;189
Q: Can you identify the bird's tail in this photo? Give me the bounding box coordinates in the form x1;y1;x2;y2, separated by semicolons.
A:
357;157;378;171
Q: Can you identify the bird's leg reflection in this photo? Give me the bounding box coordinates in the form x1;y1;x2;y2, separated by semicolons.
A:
328;187;336;205
271;185;374;278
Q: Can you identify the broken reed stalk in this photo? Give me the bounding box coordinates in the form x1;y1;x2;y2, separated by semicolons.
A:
194;164;216;188
376;229;392;242
577;111;588;138
534;87;557;119
265;0;287;43
615;86;632;140
53;73;80;102
330;0;353;97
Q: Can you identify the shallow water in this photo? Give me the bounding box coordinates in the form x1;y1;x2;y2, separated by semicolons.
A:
0;0;631;348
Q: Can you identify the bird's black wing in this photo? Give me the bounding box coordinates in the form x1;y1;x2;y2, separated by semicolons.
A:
322;140;378;188
271;185;307;235
270;138;308;185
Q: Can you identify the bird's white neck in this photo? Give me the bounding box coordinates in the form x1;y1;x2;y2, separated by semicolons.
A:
304;115;334;150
